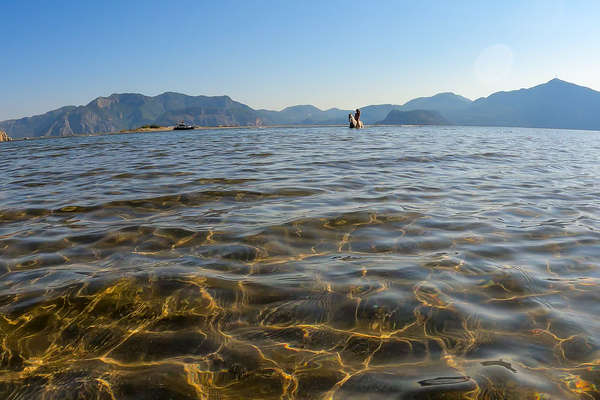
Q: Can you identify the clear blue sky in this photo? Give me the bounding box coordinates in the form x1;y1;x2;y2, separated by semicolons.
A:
1;0;599;120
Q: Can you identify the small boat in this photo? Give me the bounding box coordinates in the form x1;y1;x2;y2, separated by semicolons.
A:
173;122;195;130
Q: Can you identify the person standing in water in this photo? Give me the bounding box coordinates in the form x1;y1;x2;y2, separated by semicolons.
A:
354;109;361;123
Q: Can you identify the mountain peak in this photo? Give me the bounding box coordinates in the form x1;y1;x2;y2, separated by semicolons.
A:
157;91;185;97
281;105;323;113
432;92;472;102
534;78;592;92
543;78;583;88
546;78;568;85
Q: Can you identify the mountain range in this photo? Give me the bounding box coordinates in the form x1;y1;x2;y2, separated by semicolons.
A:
2;79;600;138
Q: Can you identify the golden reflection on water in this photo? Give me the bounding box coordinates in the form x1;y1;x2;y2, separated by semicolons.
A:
1;126;600;399
1;212;598;399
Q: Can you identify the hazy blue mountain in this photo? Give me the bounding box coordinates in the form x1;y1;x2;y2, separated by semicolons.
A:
257;104;408;125
262;81;600;128
0;93;261;138
357;104;404;124
257;105;333;124
401;92;472;120
454;79;600;130
257;105;357;125
256;97;464;126
379;110;449;125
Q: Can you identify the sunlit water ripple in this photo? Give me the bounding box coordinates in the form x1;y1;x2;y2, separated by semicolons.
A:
1;126;599;399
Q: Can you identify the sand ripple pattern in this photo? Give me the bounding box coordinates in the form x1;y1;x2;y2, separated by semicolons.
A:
1;126;600;399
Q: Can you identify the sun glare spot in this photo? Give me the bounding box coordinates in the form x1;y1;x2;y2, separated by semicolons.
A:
474;44;515;86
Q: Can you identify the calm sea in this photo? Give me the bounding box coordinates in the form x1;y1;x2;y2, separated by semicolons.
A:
1;126;599;399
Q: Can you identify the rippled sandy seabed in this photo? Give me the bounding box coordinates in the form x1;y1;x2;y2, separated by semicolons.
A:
1;126;600;399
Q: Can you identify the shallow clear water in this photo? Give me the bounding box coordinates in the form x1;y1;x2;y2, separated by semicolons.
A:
1;126;600;399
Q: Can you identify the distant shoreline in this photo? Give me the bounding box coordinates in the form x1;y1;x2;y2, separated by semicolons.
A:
7;124;350;141
117;126;176;133
116;124;349;134
5;123;598;143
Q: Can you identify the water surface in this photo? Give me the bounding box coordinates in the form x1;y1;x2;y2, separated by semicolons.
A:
1;126;600;399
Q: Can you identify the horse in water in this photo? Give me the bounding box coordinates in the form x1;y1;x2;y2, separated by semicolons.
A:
349;114;364;129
